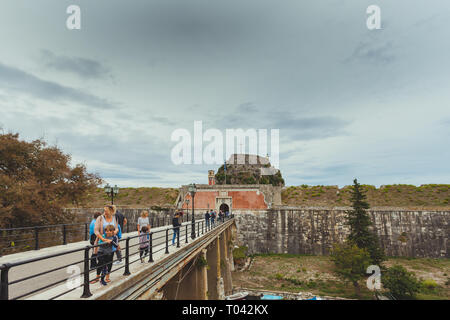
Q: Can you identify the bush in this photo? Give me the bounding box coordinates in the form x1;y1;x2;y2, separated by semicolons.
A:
382;265;421;299
421;279;438;290
331;242;372;297
275;273;284;280
232;246;248;260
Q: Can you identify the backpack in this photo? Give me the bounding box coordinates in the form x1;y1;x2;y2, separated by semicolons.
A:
89;233;97;245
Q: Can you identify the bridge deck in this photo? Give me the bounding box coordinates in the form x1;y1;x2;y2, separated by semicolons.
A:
0;218;233;300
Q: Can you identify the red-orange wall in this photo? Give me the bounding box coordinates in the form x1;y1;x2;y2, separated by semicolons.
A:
181;190;267;210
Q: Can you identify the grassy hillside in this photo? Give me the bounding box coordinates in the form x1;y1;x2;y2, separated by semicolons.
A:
66;187;179;208
282;184;450;210
67;184;450;210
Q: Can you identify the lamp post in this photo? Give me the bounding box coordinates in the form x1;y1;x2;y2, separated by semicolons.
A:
104;184;119;205
189;183;197;239
185;199;190;222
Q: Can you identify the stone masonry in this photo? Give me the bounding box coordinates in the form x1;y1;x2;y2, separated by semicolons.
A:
234;208;449;258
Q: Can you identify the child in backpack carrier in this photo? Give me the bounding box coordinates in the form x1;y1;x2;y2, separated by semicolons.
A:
139;226;150;263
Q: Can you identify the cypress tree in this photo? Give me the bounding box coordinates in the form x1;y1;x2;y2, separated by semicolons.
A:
347;179;384;265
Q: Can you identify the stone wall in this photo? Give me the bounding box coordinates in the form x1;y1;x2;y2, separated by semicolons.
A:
234;208;449;258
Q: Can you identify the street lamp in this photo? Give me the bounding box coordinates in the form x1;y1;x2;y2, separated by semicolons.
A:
185;198;190;222
104;184;119;204
188;183;197;239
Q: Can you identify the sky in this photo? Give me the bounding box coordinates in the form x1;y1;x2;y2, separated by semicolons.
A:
0;0;449;188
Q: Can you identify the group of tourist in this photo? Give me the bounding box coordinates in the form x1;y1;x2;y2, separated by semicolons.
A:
204;209;229;228
88;208;154;286
88;205;127;285
87;206;230;286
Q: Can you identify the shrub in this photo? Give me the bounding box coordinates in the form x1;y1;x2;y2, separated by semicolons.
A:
382;265;421;299
331;242;372;297
275;273;284;280
421;279;438;290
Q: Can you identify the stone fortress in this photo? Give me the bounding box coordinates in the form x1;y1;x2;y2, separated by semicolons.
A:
175;154;449;259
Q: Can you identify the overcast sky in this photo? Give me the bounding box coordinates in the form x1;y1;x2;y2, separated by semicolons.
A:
0;1;449;188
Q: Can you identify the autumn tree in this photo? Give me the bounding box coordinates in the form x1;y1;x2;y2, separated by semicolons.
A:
0;133;102;228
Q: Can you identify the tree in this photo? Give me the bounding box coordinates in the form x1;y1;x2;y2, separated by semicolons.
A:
331;242;372;297
0;133;102;228
381;265;421;300
347;178;384;265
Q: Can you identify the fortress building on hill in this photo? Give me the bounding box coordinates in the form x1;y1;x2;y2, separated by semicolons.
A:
176;154;282;213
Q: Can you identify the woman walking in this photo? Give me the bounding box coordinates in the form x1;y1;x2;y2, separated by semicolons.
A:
90;205;119;284
137;210;151;235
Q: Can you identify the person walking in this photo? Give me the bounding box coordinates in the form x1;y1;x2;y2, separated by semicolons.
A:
90;205;119;284
204;211;210;229
97;224;119;285
89;212;102;273
137;210;150;235
210;209;216;227
139;226;150;263
112;205;127;231
218;210;224;223
172;212;181;245
112;205;125;264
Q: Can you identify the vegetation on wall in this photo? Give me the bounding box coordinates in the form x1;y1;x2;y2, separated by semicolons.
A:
282;184;450;209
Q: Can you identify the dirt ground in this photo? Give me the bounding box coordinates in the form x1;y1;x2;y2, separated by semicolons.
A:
232;254;450;300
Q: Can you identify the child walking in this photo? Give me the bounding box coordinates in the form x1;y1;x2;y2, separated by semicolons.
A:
98;224;119;286
139;226;150;263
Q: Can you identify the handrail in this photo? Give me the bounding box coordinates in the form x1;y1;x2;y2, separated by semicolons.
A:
0;214;181;256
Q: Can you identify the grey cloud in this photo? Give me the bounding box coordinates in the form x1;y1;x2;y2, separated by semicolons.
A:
345;39;396;65
209;106;351;142
0;62;115;109
40;50;111;80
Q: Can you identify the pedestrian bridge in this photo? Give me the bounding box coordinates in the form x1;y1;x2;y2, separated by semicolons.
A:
0;216;237;300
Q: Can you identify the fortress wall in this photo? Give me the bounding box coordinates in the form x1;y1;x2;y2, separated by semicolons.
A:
67;207;449;258
234;208;449;258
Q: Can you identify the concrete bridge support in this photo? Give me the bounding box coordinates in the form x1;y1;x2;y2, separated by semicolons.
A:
161;249;209;300
220;230;233;295
155;221;237;300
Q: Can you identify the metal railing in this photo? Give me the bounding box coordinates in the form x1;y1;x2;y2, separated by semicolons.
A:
0;214;234;300
0;214;194;257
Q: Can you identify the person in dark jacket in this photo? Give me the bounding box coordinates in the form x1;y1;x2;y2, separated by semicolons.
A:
204;211;211;229
210;210;216;226
172;212;181;245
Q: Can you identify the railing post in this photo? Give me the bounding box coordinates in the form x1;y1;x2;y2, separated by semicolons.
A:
34;227;39;250
0;263;11;300
185;225;188;244
80;246;92;298
148;233;153;263
165;229;169;254
63;225;67;245
177;227;180;248
84;223;88;241
123;237;131;275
